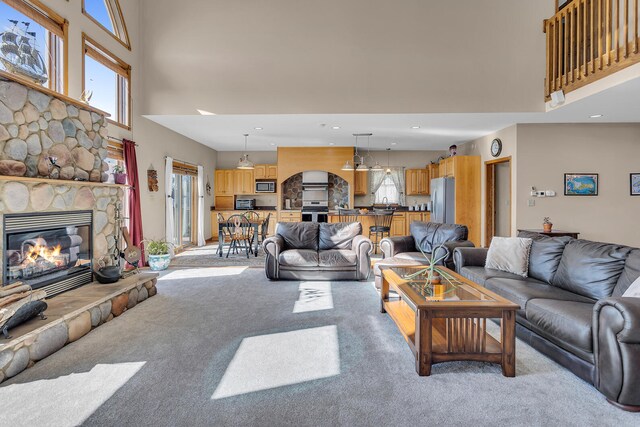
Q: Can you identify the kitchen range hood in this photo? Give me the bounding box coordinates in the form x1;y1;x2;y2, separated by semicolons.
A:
302;171;329;190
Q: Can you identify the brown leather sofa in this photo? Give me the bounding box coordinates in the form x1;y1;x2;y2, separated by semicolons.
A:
453;231;640;411
264;222;372;281
372;222;474;289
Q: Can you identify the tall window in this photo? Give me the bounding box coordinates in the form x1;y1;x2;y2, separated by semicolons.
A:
375;175;399;204
82;0;130;49
0;0;67;93
82;34;131;129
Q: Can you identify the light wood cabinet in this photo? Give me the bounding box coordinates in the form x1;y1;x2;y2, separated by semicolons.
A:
278;211;302;222
354;171;368;195
439;157;455;178
233;169;254;195
405;211;431;235
254;164;278;180
428;163;439;182
405;169;430;195
391;213;406;237
214;170;235;195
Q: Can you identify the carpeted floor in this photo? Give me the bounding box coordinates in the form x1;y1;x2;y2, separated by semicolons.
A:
1;267;638;426
170;243;266;268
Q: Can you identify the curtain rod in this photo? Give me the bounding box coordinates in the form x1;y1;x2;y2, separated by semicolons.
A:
165;156;200;168
107;136;138;146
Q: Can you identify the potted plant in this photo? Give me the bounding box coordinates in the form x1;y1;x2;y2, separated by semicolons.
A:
143;239;173;271
543;217;553;233
113;165;127;185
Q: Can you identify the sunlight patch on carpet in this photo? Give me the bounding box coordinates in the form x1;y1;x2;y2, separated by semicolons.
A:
0;362;146;426
293;281;334;313
159;267;248;280
212;326;340;399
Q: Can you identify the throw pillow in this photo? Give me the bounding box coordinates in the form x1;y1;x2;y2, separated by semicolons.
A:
622;275;640;298
485;237;533;278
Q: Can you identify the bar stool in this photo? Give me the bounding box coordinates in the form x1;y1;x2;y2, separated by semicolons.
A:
369;210;394;254
338;209;360;223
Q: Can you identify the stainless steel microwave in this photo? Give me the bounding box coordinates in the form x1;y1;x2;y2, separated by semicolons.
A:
255;181;276;193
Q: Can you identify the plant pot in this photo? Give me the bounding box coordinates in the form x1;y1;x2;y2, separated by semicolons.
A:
428;273;441;285
114;173;127;185
148;254;171;271
543;224;553;233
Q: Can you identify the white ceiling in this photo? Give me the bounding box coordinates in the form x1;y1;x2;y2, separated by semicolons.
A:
145;74;640;151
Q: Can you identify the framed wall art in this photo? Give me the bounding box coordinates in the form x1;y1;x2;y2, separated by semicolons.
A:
564;173;598;196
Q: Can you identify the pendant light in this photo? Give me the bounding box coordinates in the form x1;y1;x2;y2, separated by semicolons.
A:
237;134;255;170
370;136;383;171
385;147;392;174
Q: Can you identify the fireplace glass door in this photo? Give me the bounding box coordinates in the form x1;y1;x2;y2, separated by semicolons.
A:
3;211;93;296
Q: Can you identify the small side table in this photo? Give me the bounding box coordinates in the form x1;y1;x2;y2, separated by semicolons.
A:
518;229;580;239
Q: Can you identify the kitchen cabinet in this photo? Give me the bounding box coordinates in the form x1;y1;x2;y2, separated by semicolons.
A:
405;169;430;195
405;211;431;235
439;157;455;178
233;169;254;195
278;211;302;222
215;170;234;195
354;171;368;195
390;213;406;237
254;164;278;180
428;163;439;182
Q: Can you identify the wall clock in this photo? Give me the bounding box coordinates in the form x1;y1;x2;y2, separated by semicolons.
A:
491;138;502;157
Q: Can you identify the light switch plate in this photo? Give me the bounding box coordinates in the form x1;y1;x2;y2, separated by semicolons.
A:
528;199;535;206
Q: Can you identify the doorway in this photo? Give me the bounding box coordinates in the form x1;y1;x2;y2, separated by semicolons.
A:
485;157;512;247
172;172;197;248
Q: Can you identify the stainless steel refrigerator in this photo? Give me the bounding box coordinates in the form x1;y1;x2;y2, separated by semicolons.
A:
430;177;455;224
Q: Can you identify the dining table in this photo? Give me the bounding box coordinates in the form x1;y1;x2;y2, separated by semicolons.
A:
217;219;264;257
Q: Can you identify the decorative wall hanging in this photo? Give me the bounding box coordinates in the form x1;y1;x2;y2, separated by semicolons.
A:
564;173;598;196
147;167;159;192
631;173;640;196
206;175;212;196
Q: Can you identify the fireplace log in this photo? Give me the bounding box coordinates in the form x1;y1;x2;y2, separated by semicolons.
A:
0;285;31;298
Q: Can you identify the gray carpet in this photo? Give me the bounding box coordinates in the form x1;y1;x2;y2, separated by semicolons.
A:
1;267;638;426
170;243;266;268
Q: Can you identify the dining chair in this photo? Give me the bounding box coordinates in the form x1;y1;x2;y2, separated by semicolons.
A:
226;214;252;258
217;212;226;255
259;212;271;244
243;211;261;250
338;209;360;223
369;209;394;254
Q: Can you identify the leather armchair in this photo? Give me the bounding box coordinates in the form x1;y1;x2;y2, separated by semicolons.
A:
594;297;640;409
453;247;489;273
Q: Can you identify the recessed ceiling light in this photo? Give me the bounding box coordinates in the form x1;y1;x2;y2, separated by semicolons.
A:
254;127;263;130
589;114;603;118
332;126;340;130
411;126;420;129
269;142;276;146
391;142;397;146
329;142;335;146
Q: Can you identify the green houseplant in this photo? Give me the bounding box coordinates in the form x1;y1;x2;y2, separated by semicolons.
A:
143;239;173;271
401;244;461;298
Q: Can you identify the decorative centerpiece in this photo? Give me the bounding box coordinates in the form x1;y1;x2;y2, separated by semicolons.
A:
113;165;127;184
402;244;460;292
144;239;173;271
543;217;553;233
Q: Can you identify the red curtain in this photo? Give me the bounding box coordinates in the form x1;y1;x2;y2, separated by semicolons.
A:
123;139;145;266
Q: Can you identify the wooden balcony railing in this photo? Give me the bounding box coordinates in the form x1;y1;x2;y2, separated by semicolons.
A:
545;0;640;99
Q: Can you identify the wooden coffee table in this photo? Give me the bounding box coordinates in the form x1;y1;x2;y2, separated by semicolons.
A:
380;265;519;377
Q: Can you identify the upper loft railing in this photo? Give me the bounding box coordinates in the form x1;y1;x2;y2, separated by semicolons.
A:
544;0;640;100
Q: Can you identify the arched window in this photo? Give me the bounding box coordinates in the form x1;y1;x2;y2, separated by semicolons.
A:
82;0;130;49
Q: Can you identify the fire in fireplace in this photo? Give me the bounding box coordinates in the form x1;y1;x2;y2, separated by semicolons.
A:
3;211;93;296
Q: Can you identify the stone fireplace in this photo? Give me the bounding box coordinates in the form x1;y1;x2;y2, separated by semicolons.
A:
0;73;123;295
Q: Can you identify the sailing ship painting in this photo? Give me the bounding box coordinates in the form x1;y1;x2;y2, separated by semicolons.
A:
0;20;48;84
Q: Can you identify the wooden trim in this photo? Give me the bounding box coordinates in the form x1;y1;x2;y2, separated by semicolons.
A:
81;0;131;50
484;157;512;247
82;33;131;128
0;69;109;116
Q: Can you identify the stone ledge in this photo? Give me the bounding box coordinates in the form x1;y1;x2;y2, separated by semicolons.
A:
0;175;129;188
0;272;158;383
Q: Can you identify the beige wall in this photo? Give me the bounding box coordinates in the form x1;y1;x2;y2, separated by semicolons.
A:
37;0;218;241
516;124;640;247
139;0;552;115
459;125;518;246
